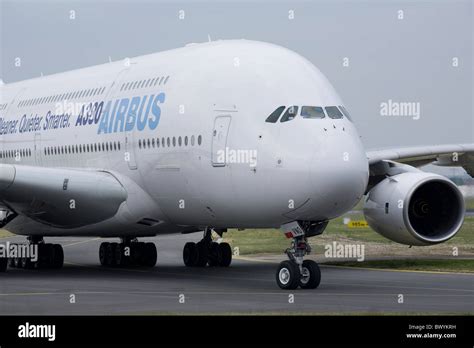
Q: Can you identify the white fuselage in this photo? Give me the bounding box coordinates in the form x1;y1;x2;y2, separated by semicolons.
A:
0;40;369;237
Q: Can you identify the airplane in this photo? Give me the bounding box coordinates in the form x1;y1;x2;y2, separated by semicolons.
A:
0;40;472;289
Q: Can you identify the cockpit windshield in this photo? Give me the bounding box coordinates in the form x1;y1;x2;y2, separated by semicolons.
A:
280;106;299;122
301;106;325;119
265;105;352;123
325;106;343;119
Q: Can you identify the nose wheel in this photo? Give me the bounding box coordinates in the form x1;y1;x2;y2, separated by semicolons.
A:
276;224;322;290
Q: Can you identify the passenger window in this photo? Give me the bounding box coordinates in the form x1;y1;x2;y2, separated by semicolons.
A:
338;106;353;122
301;106;325;119
280;106;298;122
325;106;343;119
265;106;285;123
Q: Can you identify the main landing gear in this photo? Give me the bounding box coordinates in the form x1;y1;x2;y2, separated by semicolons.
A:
1;236;64;271
276;221;324;290
99;237;157;268
183;228;232;267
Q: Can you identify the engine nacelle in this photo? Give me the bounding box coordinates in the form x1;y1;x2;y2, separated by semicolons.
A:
363;172;465;246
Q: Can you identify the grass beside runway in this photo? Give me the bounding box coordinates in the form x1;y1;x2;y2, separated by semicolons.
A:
0;229;13;238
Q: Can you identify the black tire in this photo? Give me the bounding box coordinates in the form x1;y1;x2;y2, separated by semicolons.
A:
276;261;300;290
52;244;64;269
106;243;116;267
99;242;108;266
15;257;24;269
8;257;15;268
42;244;54;268
218;243;232;267
130;243;140;265
299;260;321;289
120;244;131;266
183;242;197;267
24;257;34;270
114;243;124;266
0;257;7;272
195;241;208;267
208;242;220;267
143;243;157;267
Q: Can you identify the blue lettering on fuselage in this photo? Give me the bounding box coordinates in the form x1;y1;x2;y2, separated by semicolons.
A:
97;93;165;134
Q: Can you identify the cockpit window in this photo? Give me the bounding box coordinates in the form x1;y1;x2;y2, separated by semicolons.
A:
265;106;285;123
301;106;325;119
325;106;343;119
338;105;353;121
280;106;299;122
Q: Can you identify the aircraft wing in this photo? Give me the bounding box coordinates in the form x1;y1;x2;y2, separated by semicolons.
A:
366;143;474;177
0;164;128;228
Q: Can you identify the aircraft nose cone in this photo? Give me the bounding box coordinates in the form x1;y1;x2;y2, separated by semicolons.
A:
310;133;368;218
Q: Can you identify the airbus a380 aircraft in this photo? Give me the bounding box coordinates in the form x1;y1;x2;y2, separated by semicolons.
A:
0;40;473;289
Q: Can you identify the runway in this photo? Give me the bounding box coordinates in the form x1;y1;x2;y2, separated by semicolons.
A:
0;234;473;315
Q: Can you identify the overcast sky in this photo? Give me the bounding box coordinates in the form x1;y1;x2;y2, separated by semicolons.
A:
1;0;473;150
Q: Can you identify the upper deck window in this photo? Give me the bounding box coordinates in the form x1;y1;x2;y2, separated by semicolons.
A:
280;106;298;122
265;106;285;123
301;106;325;119
325;106;343;119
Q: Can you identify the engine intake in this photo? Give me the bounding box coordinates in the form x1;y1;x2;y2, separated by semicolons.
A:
363;172;465;246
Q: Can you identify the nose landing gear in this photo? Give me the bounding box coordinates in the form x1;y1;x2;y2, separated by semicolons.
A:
276;222;322;290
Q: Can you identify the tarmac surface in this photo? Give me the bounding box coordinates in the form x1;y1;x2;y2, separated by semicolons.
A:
0;233;473;315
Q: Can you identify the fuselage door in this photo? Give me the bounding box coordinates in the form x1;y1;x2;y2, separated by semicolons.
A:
34;133;42;166
125;131;137;170
211;115;231;167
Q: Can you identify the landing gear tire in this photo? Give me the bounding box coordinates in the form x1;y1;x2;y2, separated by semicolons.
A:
195;242;209;267
6;241;64;270
99;242;109;266
183;242;198;267
52;244;64;269
143;243;157;267
183;228;233;268
276;228;321;290
99;240;157;268
114;243;125;267
111;243;120;267
0;257;7;272
208;242;220;267
276;261;300;290
218;242;232;267
299;260;321;289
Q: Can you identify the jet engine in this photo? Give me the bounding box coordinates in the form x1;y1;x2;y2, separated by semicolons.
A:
363;171;465;246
